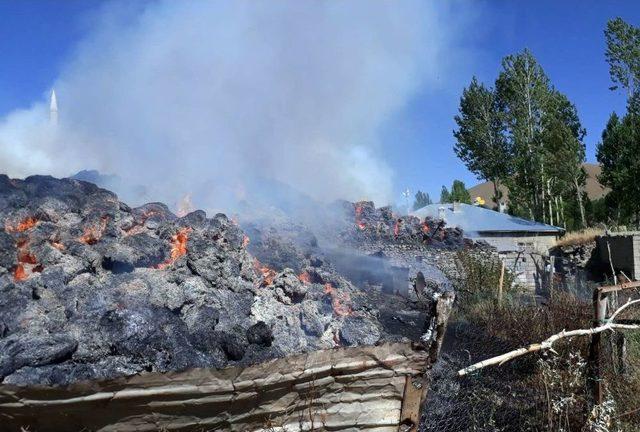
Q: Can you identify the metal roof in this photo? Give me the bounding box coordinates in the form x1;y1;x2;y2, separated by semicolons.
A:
411;203;564;235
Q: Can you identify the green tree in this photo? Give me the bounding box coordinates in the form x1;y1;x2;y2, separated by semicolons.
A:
412;190;432;210
440;186;451;204
450;180;472;204
597;101;640;224
605;17;640;96
454;77;510;206
452;49;587;227
495;49;551;222
542;91;587;228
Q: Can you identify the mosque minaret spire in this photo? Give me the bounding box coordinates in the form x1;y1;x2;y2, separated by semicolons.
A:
49;89;58;125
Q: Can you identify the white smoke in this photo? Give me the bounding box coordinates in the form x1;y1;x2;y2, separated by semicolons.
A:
0;1;474;210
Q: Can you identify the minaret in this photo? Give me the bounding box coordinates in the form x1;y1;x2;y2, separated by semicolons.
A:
49;89;58;125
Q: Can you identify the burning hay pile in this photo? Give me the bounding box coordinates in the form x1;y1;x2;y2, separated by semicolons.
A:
347;201;465;248
0;175;472;430
0;176;452;388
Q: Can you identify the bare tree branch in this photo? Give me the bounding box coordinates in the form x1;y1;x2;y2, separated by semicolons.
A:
457;298;640;377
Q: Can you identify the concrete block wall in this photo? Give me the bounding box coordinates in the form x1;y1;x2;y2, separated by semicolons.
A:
597;233;639;280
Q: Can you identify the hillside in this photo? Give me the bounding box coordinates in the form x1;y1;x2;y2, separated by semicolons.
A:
468;163;609;205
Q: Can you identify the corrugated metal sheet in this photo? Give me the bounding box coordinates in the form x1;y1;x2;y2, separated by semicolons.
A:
0;343;431;432
412;203;563;235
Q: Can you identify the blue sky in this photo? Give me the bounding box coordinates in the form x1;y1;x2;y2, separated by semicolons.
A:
1;1;639;205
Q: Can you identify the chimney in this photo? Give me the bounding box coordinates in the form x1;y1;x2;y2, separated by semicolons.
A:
452;201;461;213
498;202;507;213
438;206;446;220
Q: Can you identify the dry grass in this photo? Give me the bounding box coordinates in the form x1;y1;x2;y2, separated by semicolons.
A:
556;227;604;247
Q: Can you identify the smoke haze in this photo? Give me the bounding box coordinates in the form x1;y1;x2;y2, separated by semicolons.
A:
0;1;474;211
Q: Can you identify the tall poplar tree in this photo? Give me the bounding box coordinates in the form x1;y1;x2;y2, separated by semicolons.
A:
605;17;640;97
495;49;551;222
597;97;640;223
454;77;509;206
597;18;640;225
453;49;587;228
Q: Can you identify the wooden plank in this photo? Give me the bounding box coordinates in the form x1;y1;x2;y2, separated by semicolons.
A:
398;376;424;431
598;280;640;294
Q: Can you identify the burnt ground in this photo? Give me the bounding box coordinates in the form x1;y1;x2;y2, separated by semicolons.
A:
0;175;465;387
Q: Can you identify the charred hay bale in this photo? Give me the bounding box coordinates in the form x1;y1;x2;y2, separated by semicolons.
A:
0;230;16;272
246;321;272;347
0;333;78;379
339;315;381;346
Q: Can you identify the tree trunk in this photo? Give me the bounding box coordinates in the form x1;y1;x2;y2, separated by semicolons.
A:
492;179;500;208
574;178;586;228
546;179;553;226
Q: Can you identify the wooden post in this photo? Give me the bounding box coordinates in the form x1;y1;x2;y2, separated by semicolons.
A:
589;288;608;406
549;256;555;295
498;262;505;306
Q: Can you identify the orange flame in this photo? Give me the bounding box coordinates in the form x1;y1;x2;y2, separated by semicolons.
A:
242;234;250;248
324;283;352;316
13;238;38;282
80;216;108;245
254;259;276;286
394;220;400;237
355;204;366;230
157;227;191;269
5;216;38;233
298;271;311;284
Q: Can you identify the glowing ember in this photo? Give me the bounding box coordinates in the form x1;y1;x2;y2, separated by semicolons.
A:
421;221;430;234
298;271;311;284
157;227;191;269
393;220;400;237
13;264;27;281
324;283;352;317
354;204;366;230
80;216;108;245
18;250;37;265
5;216;38;233
50;241;65;251
176;193;194;217
242;234;250;248
254;259;276;286
124;209;162;236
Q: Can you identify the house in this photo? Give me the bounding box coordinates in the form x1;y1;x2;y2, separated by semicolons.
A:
412;202;565;291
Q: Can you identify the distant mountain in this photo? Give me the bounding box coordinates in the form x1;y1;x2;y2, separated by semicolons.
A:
468;163;609;206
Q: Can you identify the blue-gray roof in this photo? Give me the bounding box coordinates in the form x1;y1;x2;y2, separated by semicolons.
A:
411;203;564;235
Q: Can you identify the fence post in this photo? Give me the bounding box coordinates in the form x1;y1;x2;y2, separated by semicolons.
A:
589;287;608;406
497;262;505;305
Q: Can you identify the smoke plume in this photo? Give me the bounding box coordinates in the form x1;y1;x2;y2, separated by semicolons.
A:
0;1;472;211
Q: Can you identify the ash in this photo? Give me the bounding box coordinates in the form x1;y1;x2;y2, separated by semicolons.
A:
0;176;463;387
